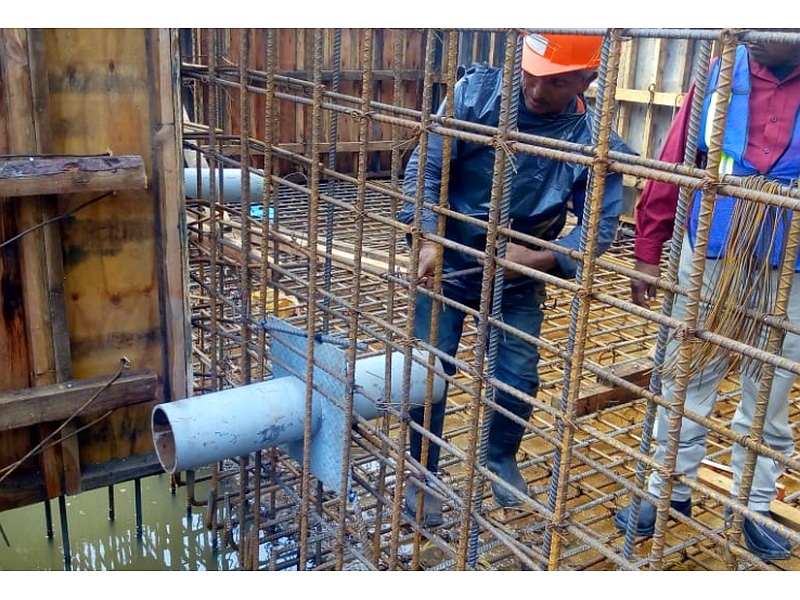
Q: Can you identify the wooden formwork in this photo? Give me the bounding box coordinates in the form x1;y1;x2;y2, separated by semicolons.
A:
0;29;188;511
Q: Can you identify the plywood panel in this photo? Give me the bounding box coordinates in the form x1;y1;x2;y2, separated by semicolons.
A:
45;29;161;379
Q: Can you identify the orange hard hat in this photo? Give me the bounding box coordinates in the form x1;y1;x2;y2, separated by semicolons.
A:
521;33;604;77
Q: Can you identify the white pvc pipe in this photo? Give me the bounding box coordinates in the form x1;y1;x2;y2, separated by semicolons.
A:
152;351;445;474
152;376;314;474
184;168;264;203
352;351;445;421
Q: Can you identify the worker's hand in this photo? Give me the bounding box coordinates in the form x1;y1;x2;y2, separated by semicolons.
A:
416;240;439;289
630;259;661;308
504;243;557;280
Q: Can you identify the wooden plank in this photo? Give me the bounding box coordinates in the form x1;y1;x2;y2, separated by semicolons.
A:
613;37;638;143
147;29;190;403
44;28;166;474
0;468;48;511
587;86;685;108
48;29;162;379
573;357;653;417
0;370;159;431
639;39;667;166
0;209;31;389
0;155;148;197
697;465;800;531
79;452;163;490
701;459;785;501
190;213;407;279
0;451;165;511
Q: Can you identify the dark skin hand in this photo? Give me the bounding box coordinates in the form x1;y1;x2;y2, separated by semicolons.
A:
415;240;439;289
415;240;557;288
630;259;660;308
503;243;557;279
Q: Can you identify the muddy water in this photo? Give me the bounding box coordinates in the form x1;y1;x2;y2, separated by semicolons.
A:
0;473;238;571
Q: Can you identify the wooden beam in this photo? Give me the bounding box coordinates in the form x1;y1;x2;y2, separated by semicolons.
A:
0;370;159;431
147;28;191;404
189;208;408;278
586;86;685;109
574;357;653;417
701;459;785;501
0;155;148;197
698;464;800;531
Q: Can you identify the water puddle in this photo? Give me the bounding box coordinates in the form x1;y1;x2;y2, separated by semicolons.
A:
0;473;237;571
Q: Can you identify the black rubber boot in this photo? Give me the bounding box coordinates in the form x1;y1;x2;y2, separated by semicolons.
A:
403;479;443;527
487;442;527;507
486;404;531;507
404;399;446;526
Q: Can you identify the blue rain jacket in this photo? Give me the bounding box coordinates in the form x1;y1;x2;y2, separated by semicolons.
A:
399;63;633;296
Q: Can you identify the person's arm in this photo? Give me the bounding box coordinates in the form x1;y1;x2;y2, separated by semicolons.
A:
631;84;696;306
398;112;452;286
398;77;467;236
398;132;446;237
547;170;625;280
502;169;624;281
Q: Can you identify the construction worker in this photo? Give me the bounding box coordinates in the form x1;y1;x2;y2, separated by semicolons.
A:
615;36;800;561
398;32;633;526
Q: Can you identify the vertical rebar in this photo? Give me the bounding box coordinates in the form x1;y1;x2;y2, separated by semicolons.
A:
322;28;342;334
462;29;522;570
297;27;326;572
335;26;375;570
58;494;70;570
238;28;253;386
647;30;739;571
383;28;407;570
107;484;115;521
397;27;440;573
134;477;143;540
544;29;623;570
619;38;713;561
44;499;54;539
255;28;278;381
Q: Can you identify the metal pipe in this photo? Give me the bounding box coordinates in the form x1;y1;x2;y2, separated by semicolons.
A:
151;350;445;474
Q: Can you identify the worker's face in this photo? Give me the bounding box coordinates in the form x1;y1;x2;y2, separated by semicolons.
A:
521;69;597;114
746;41;800;70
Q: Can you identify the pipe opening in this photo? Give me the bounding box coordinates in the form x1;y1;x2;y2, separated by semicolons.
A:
152;407;176;473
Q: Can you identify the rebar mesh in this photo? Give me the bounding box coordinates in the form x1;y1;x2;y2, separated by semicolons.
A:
179;27;800;571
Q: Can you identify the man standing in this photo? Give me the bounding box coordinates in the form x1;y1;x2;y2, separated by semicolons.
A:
615;36;800;561
398;32;632;526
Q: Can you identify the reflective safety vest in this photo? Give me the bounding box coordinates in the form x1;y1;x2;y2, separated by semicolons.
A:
689;45;800;269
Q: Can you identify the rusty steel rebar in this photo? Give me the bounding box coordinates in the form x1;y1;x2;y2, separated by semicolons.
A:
180;28;800;572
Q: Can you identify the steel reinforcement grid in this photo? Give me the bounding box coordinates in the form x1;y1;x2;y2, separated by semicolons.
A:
178;28;800;571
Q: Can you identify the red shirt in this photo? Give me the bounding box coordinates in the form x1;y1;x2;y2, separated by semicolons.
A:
634;57;800;264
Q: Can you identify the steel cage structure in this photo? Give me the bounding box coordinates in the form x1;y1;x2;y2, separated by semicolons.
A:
178;27;800;571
